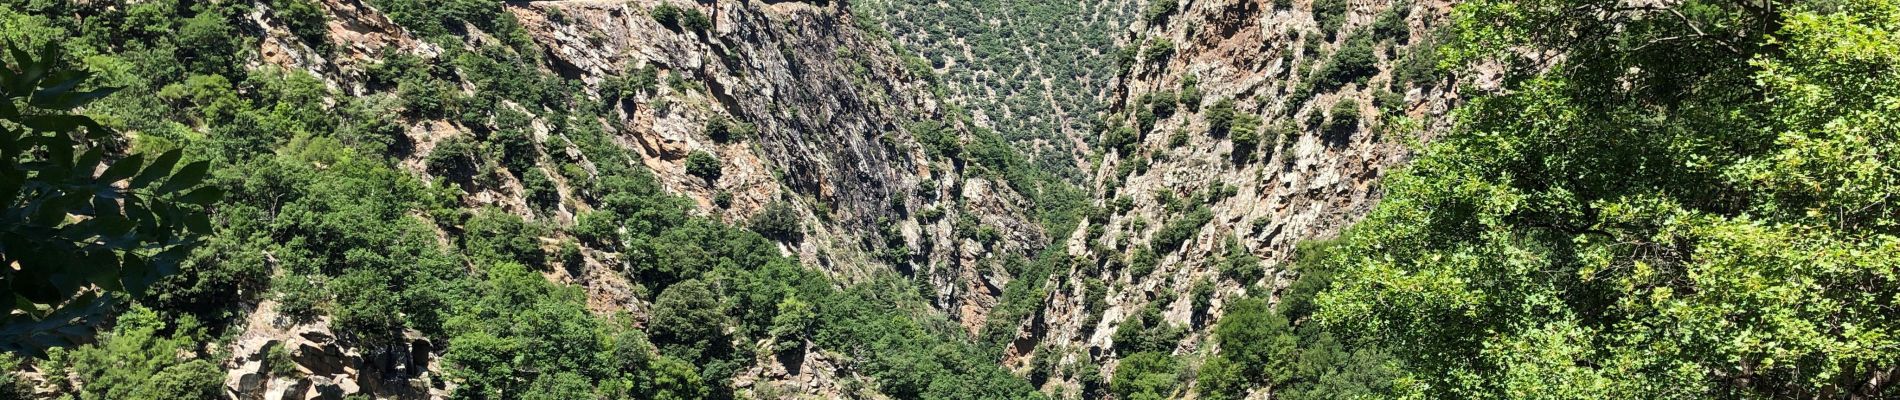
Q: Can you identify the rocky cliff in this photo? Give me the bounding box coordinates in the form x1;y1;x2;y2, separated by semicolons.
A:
217;0;1051;398
994;0;1470;395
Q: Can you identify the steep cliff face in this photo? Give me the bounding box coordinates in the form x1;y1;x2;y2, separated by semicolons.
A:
851;0;1141;182
502;0;1047;304
212;0;1050;398
1001;0;1468;394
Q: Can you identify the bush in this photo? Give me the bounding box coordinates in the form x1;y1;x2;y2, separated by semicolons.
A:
1129;246;1160;279
685;150;722;183
272;0;332;52
1313;0;1349;38
1179;76;1203;111
1113;300;1186;356
680;8;712;32
1106;125;1140;155
1327;99;1361;135
1152;207;1214;252
705;117;753;143
1144;0;1179;25
1317;34;1379;92
1147;91;1179;121
1212;298;1297;385
649;279;725;360
651;3;682;27
1144;38;1176;65
1394;37;1443;89
1197;355;1248;400
750;201;803;241
1230;114;1264;156
1205;99;1238;136
769;297;816;352
427;136;476;176
1219;236;1265;284
1190;278;1215;317
1372;5;1411;43
272;275;327;324
462;208;546;267
1110;351;1179;400
911;121;962;159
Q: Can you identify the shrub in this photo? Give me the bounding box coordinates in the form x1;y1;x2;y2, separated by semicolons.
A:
1313;0;1349;38
1213;298;1297;385
750;201;803;241
1152;207;1213;252
651;3;682;27
1148;91;1179;121
1229;114;1264;156
769;297;816;352
1219;236;1265;284
1372;5;1411;43
705;117;753;143
272;275;326;324
680;8;712;32
1110;352;1180;400
1373;89;1406;113
427;136;476;176
1190;278;1215;317
1327;99;1361;135
1317;34;1379;92
684;150;722;183
1205;99;1237;136
1179;76;1203;111
1129;246;1160;279
1106;125;1140;155
1394;37;1443;88
462;208;546;267
272;0;332;52
1144;38;1175;65
523;168;558;210
1197;355;1247;400
911;121;962;159
1144;0;1179;25
649;279;725;359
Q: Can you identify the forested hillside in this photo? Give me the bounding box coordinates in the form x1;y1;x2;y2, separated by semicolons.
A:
0;0;1056;398
852;0;1137;183
3;0;1898;399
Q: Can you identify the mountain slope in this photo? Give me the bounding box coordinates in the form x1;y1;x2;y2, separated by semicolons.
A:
1;0;1058;398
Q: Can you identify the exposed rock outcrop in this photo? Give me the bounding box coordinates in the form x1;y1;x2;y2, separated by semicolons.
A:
1010;0;1471;394
219;0;1055;397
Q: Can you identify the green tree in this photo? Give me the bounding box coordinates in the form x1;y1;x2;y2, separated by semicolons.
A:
0;45;218;353
461;208;546;267
769;296;816;352
1110;351;1178;400
749;200;803;241
1311;1;1900;398
1211;298;1296;384
41;306;222;400
649;279;726;361
684;150;722;183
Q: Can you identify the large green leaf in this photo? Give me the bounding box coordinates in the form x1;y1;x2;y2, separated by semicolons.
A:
130;149;183;189
156;160;210;194
96;153;144;183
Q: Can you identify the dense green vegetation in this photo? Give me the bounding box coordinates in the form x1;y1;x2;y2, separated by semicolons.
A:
853;0;1134;183
1296;0;1900;398
0;45;218;353
0;0;1051;398
10;0;1898;399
